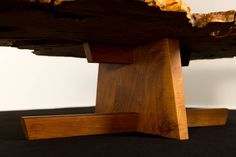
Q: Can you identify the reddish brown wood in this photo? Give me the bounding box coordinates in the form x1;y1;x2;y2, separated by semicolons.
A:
21;108;228;140
187;108;229;127
22;113;139;140
20;38;229;141
96;38;189;140
83;43;133;64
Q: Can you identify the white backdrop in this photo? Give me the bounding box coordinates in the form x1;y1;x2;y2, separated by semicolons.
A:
0;1;236;111
185;0;236;13
0;48;98;111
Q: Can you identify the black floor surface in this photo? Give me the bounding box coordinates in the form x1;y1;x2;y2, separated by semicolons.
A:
0;107;235;157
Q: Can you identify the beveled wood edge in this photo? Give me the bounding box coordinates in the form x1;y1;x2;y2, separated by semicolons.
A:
187;108;229;127
21;118;30;140
83;43;93;63
22;112;139;140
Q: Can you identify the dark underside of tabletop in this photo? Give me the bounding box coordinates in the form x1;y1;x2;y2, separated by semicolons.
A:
0;107;235;157
0;0;236;62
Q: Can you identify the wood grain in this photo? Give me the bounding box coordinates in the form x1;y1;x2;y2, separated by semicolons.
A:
96;38;188;140
0;1;236;61
21;108;228;140
21;39;229;141
83;43;133;64
22;113;138;140
187;108;228;127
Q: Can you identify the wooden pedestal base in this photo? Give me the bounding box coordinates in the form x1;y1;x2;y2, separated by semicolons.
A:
21;39;229;140
22;109;228;140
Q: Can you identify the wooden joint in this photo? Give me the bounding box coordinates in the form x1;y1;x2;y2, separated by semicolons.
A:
21;39;229;141
83;43;134;64
96;38;189;140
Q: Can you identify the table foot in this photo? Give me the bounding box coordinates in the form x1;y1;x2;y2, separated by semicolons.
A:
21;108;228;140
187;108;228;127
22;113;138;140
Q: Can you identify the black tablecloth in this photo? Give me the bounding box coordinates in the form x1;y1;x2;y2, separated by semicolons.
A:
0;107;235;157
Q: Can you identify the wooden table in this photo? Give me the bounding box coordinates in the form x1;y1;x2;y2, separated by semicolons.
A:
1;0;235;140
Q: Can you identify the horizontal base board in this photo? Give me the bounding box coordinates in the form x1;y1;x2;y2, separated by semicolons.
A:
187;108;228;127
22;108;228;140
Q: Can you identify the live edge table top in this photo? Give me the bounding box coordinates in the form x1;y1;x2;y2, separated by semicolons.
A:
0;0;236;63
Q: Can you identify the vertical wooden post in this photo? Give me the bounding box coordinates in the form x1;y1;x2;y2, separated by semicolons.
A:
96;38;189;140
